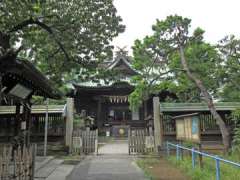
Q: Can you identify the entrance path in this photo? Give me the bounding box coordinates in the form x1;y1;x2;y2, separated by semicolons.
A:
98;140;128;155
66;155;146;180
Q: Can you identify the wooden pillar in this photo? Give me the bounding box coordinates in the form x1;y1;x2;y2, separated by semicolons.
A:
144;100;148;119
65;98;74;152
153;96;163;152
15;103;21;136
97;98;102;129
22;103;30;146
26;102;32;146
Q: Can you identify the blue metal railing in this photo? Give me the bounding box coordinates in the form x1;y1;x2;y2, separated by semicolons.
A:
166;141;240;180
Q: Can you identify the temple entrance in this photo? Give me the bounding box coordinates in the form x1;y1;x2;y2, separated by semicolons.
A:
97;128;155;155
98;139;129;155
107;105;131;125
107;105;131;137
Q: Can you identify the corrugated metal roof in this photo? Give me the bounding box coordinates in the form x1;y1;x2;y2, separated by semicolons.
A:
0;105;65;115
160;102;240;112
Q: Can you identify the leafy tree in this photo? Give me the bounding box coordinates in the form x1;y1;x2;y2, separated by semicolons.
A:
130;15;230;151
231;109;240;157
217;35;240;101
0;0;125;88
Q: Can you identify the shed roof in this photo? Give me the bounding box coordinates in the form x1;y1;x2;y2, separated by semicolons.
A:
160;102;240;112
0;57;62;99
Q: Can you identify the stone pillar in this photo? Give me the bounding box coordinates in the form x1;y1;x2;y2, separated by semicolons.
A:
153;96;163;151
65;98;74;151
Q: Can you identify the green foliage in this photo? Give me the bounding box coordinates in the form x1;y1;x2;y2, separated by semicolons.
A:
0;0;125;87
129;79;149;110
136;158;160;180
169;31;220;100
217;35;240;102
168;155;240;180
232;127;240;155
31;96;66;105
231;109;240;156
130;15;220;109
73;113;84;129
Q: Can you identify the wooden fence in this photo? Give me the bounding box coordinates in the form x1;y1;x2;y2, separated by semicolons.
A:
162;113;237;135
0;144;36;180
0;113;65;138
128;129;155;154
72;129;98;155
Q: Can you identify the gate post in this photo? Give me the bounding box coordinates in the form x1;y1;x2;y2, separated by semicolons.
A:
153;96;163;152
65;98;74;153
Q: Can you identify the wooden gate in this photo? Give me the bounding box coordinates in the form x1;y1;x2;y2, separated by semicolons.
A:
72;129;98;155
0;144;36;180
128;129;155;154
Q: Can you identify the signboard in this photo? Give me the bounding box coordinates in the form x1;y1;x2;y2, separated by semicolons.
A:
175;113;200;143
176;119;185;139
9;84;32;99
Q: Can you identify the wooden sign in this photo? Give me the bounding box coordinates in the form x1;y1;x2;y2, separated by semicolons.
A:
174;113;200;143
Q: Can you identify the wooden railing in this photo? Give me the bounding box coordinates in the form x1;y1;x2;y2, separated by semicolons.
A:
72;129;98;155
128;128;154;154
0;144;36;180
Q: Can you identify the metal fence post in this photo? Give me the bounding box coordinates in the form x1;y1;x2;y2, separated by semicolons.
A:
192;148;195;168
215;156;220;180
176;144;180;160
166;142;170;157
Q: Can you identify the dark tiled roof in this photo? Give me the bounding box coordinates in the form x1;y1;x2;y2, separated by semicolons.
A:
0;58;62;99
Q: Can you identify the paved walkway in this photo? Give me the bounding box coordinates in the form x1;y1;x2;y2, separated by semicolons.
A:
67;155;146;180
98;140;128;155
67;141;145;180
34;157;75;180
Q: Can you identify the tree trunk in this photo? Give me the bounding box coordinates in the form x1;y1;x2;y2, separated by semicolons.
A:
0;31;10;51
179;45;230;152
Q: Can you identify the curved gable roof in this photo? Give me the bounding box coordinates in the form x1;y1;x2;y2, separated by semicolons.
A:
107;55;138;75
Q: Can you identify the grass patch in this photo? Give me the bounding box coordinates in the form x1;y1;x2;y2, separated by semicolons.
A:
168;155;240;180
136;157;160;180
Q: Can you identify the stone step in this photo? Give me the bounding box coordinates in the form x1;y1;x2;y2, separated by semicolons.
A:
46;164;75;180
35;159;64;179
35;156;54;172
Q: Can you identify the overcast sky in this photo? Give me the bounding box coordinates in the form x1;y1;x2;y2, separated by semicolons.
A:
112;0;240;55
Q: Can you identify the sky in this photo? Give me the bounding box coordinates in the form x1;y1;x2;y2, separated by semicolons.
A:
112;0;240;55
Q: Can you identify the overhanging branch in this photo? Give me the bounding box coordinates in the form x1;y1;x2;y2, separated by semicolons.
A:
8;17;71;62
